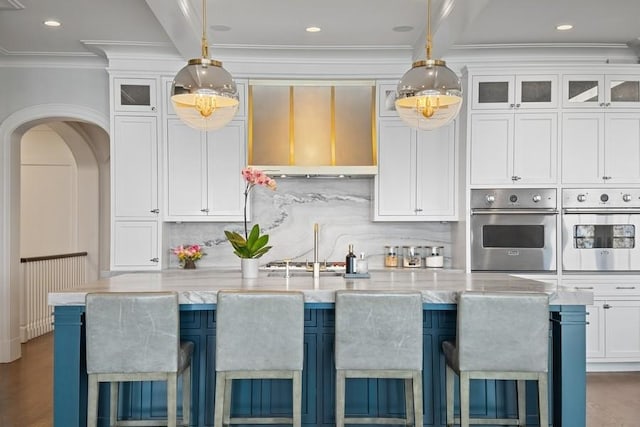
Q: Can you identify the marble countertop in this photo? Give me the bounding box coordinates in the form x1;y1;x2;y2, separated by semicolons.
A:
48;268;593;306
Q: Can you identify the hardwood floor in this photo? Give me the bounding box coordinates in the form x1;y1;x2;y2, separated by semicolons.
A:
587;372;640;427
0;333;53;427
1;333;639;426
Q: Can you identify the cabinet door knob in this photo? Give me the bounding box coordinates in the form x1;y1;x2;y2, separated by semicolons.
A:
150;258;159;263
509;103;515;108
602;176;611;180
603;303;611;309
200;208;209;213
150;208;160;214
599;102;606;107
605;102;611;107
415;208;423;212
151;106;157;112
511;176;521;181
515;103;521;108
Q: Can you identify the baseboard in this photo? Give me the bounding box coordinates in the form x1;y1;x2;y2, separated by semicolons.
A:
0;336;22;363
587;362;640;372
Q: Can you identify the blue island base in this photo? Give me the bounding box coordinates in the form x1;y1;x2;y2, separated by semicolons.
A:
53;304;586;427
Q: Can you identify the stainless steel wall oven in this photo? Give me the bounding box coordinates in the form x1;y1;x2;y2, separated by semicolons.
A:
562;189;640;272
471;188;558;272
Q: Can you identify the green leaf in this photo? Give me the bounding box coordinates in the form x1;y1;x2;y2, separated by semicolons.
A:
225;225;272;259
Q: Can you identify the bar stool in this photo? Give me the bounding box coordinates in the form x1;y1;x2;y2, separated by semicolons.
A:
214;290;304;427
334;290;424;426
442;291;549;427
85;292;193;427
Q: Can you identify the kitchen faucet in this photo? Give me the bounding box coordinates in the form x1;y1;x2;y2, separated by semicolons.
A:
313;223;320;278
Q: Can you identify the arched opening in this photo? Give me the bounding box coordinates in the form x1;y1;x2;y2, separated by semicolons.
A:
0;105;109;362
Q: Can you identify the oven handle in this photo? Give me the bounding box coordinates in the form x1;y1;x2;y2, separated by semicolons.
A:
472;209;559;215
563;208;640;215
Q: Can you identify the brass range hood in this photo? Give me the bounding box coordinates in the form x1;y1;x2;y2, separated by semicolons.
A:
248;80;378;177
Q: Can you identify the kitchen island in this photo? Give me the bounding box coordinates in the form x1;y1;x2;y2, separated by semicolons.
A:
49;269;591;427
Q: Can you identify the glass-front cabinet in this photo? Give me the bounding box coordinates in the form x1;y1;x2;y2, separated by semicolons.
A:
113;78;158;113
471;75;558;110
562;74;640;108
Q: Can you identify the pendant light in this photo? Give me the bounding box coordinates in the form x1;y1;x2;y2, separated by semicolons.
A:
395;0;462;131
171;0;239;131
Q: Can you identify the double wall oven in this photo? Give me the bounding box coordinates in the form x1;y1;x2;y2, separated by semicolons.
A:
562;189;640;272
471;189;558;272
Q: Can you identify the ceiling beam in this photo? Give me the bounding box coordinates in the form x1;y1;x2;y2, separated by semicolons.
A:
412;0;491;60
145;0;201;60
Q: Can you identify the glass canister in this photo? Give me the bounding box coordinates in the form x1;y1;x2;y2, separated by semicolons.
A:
384;245;399;268
424;246;444;268
402;246;422;268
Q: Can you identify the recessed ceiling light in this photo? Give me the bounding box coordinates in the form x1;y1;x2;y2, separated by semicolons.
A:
306;26;321;33
43;19;61;27
393;25;414;33
556;24;573;31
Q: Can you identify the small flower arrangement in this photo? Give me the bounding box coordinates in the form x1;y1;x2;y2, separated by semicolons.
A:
224;167;277;259
172;244;204;268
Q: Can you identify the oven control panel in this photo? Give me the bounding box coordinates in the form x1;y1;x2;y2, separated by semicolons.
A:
471;188;556;209
563;189;640;209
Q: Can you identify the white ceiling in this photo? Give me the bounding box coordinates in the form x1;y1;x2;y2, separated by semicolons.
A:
1;0;639;62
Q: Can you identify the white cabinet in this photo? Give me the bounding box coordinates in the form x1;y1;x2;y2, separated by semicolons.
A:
111;115;161;271
471;74;558;110
587;298;640;362
470;113;558;185
113;116;159;217
111;221;159;270
573;282;640;370
374;119;457;221
562;112;640;184
165;119;246;221
113;78;158;114
562;74;640;109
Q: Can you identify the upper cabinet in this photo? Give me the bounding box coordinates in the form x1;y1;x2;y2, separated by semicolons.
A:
471;74;558;110
165;119;246;221
113;78;158;114
562;74;640;109
562;112;640;184
374;119;457;221
470;113;558;185
468;73;559;186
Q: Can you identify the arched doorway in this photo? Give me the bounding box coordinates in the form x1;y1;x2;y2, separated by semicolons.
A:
0;104;109;362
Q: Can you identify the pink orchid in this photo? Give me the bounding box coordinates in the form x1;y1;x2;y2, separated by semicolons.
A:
239;167;277;239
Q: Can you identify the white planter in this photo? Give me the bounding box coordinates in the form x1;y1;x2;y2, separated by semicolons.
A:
241;258;259;279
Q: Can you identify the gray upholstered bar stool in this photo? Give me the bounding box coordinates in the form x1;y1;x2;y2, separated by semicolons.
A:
214;290;304;427
442;291;549;427
334;290;424;426
85;292;193;427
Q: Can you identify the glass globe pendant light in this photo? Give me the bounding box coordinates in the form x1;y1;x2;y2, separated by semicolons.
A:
395;0;462;131
171;0;239;131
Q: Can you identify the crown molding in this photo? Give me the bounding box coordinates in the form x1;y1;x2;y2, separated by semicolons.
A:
0;46;106;69
445;43;639;66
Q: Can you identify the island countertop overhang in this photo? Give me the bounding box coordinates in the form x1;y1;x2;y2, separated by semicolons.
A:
48;269;593;306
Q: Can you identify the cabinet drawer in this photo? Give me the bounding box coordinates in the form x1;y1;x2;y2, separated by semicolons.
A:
571;283;640;297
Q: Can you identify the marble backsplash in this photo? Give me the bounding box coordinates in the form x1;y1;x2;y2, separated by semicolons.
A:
165;177;452;269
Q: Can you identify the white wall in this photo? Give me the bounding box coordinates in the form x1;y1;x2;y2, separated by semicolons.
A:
20;125;78;257
0;65;110;362
0;67;109;123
